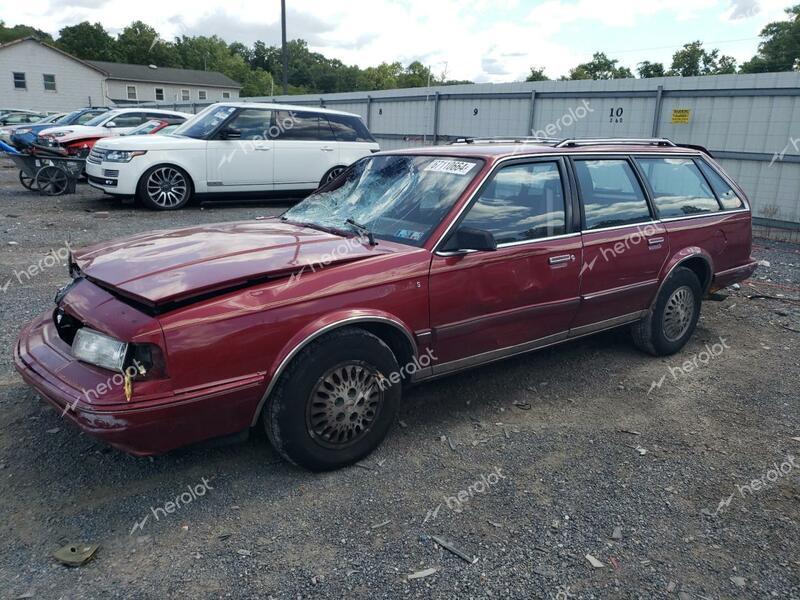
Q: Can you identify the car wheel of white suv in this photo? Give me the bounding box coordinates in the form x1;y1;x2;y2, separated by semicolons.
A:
137;165;193;210
319;166;346;188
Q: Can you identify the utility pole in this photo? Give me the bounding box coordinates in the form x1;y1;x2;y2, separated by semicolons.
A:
281;0;289;95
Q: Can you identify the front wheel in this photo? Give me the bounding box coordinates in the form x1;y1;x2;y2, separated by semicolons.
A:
264;327;401;471
632;266;702;356
137;165;192;210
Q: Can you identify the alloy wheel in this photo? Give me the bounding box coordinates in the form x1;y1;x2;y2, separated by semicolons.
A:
662;285;695;342
306;361;384;449
146;167;188;208
325;166;344;184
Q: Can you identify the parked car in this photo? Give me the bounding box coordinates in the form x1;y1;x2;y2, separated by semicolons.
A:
37;108;189;149
0;110;48;126
0;112;65;145
40;116;188;158
85;102;379;210
10;107;109;150
14;138;758;470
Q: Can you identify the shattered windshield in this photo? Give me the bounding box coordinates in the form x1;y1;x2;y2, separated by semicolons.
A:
282;155;483;247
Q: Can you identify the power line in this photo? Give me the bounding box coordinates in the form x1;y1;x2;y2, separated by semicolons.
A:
605;36;762;55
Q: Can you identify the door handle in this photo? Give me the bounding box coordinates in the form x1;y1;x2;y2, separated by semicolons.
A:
254;145;271;151
647;237;665;246
548;254;575;265
321;146;335;152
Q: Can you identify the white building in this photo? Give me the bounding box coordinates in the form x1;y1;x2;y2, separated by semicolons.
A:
0;37;241;112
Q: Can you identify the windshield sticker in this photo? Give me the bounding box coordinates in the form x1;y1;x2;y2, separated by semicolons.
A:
397;229;424;241
424;159;476;176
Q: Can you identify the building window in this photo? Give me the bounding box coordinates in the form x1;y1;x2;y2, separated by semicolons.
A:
222;91;231;99
13;72;26;90
127;85;137;100
154;87;164;101
181;89;190;101
42;74;56;91
198;90;207;100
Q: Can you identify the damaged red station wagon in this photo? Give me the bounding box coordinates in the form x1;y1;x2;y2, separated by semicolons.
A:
15;137;759;470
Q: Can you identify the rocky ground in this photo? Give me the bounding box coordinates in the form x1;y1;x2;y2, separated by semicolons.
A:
0;158;798;599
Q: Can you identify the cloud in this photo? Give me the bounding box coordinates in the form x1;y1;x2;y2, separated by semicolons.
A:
727;0;761;19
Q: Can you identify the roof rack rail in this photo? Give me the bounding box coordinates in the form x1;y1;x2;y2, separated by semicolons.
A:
555;137;677;148
451;136;561;145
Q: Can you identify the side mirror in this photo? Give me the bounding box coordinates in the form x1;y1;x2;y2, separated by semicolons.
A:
220;127;241;140
442;226;497;252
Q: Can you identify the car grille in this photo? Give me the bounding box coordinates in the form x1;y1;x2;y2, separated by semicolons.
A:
87;148;107;165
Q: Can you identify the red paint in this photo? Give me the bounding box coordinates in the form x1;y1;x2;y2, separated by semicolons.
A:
14;144;758;455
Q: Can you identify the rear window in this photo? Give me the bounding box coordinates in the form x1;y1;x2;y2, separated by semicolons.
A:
636;157;720;218
574;159;651;230
326;113;375;143
273;110;336;141
696;160;745;210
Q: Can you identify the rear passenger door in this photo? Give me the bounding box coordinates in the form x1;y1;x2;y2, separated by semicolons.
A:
272;110;339;189
429;158;582;368
571;157;669;332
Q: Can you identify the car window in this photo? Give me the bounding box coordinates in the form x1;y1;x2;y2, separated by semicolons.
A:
460;162;566;244
85;111;119;126
225;108;272;139
636;157;720;218
273;110;335;141
326;113;375;142
574;159;651;230
108;113;146;128
173;105;237;139
696;160;745;210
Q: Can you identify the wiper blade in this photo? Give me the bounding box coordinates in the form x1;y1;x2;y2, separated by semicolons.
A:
345;218;376;246
281;216;349;237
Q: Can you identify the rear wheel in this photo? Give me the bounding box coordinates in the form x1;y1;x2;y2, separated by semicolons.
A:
264;327;401;471
35;166;69;196
318;165;346;189
19;170;36;191
137;165;192;210
632;267;702;356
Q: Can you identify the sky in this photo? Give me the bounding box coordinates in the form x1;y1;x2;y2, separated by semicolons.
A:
0;0;795;81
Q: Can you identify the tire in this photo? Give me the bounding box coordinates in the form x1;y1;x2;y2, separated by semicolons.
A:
632;266;702;356
136;165;192;210
264;327;402;471
19;170;37;191
318;165;346;189
35;166;69;196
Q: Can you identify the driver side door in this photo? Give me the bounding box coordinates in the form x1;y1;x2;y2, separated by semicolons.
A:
428;158;583;371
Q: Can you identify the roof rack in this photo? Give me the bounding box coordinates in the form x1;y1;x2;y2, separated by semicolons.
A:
555;137;677;148
451;136;561;145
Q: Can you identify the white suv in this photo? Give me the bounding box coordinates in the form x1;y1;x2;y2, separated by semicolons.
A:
85;102;380;210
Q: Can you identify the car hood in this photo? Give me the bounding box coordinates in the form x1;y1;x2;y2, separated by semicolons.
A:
95;134;204;151
70;219;402;309
39;125;110;140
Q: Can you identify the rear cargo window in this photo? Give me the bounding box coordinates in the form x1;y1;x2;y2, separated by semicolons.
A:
636;157;721;218
574;159;651;230
696;160;745;210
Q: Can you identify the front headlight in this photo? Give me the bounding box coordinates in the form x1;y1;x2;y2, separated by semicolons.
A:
72;328;128;372
15;127;31;134
51;130;72;137
104;150;146;163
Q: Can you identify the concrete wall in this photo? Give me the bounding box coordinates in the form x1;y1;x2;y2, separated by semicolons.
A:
105;79;239;105
0;39;105;111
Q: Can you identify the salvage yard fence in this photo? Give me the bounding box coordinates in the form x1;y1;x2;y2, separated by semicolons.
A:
140;72;800;237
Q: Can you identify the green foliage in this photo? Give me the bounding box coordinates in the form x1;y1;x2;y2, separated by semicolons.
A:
525;67;549;82
637;61;665;78
741;4;800;73
568;52;633;80
668;41;737;76
57;22;118;61
0;20;53;44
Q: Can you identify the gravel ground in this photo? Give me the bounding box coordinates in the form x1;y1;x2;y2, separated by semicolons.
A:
0;158;798;600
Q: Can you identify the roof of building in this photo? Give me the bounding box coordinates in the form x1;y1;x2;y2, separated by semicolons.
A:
86;61;241;89
0;37;240;89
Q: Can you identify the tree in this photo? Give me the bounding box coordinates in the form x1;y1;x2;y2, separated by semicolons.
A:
668;41;737;76
57;22;118;61
637;61;665;78
568;52;633;80
526;67;549;81
741;4;800;73
116;21;181;67
398;61;435;87
0;20;53;44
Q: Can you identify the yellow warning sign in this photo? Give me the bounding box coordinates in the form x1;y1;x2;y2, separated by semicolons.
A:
671;109;691;124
